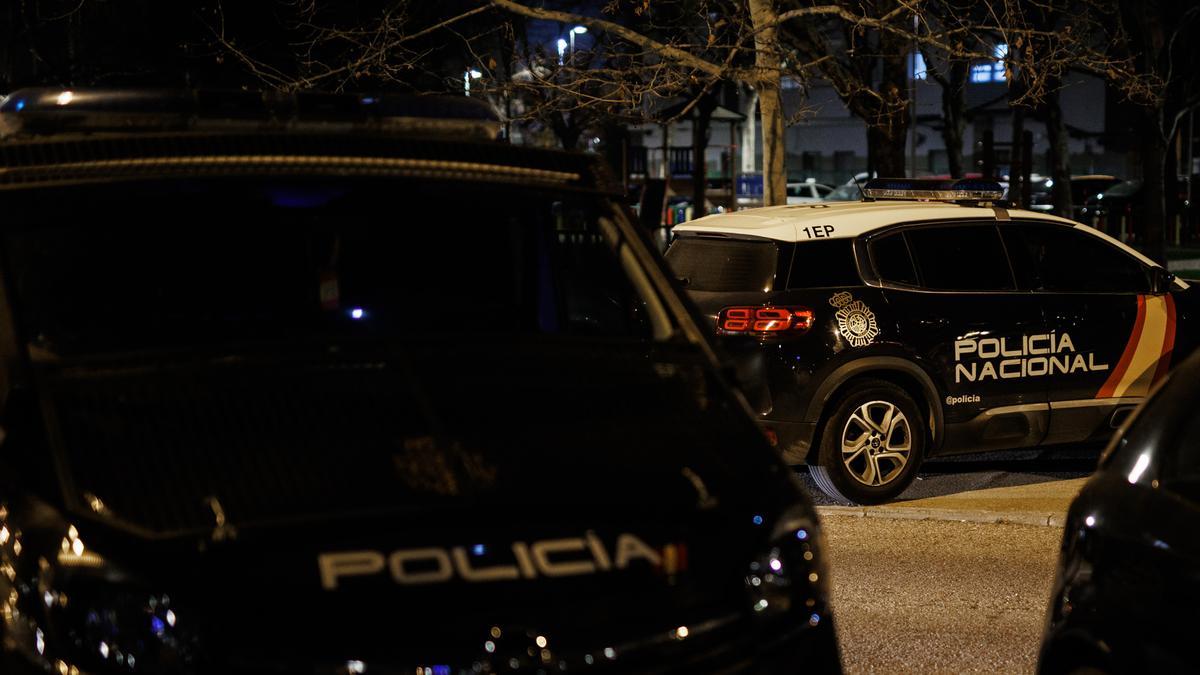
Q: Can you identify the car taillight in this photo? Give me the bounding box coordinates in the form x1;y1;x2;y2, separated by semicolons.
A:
717;306;814;336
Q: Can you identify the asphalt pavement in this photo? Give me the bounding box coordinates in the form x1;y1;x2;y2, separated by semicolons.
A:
822;515;1062;673
799;449;1094;672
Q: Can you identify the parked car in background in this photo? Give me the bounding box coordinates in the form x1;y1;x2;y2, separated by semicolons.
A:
1081;178;1193;242
0;88;843;674
1039;349;1200;674
1081;179;1141;236
823;184;861;202
1029;174;1122;220
786;180;834;204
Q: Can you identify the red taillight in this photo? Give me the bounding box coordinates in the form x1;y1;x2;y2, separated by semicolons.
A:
717;306;814;336
763;427;779;447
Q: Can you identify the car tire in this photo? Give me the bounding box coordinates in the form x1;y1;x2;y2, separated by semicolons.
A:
811;379;925;505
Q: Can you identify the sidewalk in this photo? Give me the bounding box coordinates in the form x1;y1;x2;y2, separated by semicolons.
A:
816;477;1088;527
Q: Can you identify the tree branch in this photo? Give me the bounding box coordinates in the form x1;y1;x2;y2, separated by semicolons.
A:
490;0;725;78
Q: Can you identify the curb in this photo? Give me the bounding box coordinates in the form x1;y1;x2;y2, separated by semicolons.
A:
816;504;1067;528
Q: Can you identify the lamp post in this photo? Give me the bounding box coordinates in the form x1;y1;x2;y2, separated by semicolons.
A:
569;25;587;61
556;39;568;65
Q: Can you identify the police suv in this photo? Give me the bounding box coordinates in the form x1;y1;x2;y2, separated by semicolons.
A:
666;179;1196;504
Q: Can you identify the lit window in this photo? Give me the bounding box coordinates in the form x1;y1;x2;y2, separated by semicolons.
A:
910;52;926;80
970;43;1007;83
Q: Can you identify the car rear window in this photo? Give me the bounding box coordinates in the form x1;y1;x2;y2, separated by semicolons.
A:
665;237;780;292
788;239;862;288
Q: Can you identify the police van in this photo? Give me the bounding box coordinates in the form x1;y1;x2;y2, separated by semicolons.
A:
666;179;1195;504
0;89;842;673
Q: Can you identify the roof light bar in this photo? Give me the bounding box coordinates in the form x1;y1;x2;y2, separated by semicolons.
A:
862;178;1005;202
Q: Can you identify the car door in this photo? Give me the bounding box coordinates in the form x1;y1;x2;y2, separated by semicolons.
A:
1000;221;1170;443
865;221;1049;454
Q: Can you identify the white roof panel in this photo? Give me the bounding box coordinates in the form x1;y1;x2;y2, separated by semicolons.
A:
673;201;1076;242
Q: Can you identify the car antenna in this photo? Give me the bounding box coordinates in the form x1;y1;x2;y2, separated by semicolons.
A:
853;173;871;202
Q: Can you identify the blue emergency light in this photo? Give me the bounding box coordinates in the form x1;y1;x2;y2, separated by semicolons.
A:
862;178;1005;202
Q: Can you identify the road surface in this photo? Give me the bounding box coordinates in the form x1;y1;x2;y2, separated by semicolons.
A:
821;515;1062;673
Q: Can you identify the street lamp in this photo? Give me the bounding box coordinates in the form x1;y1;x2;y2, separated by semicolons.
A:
556;39;568;65
463;68;482;95
569;25;588;61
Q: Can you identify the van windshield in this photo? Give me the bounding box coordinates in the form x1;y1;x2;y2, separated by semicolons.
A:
2;178;649;356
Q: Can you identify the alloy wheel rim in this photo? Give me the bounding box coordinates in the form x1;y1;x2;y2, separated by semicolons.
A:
840;400;912;487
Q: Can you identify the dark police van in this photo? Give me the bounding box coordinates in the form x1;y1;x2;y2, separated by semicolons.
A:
667;179;1196;504
0;89;840;673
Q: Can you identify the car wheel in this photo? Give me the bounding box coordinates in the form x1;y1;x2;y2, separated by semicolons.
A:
810;380;925;505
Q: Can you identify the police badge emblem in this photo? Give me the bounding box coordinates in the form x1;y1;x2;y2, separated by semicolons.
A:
829;291;879;347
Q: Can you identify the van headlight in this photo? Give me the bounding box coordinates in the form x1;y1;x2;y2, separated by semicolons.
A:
46;575;198;673
745;506;829;623
10;525;200;674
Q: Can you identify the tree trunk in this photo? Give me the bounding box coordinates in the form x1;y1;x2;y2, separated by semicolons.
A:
940;60;968;178
602;121;630;194
748;0;786;206
552;111;582;151
691;93;717;218
869;125;908;177
1044;87;1073;218
867;36;911;178
1010;105;1026;207
1140;110;1168;264
661;124;671;180
740;85;759;174
1165;137;1181;247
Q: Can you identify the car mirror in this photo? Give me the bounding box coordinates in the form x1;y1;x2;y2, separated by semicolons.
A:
1151;266;1176;293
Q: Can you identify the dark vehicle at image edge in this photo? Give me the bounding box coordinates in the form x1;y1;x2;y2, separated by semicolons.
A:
666;181;1198;504
0;89;840;673
1039;348;1200;674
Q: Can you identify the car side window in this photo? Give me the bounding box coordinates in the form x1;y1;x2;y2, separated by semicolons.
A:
868;232;919;286
788;239;862;288
1000;223;1151;293
905;225;1015;291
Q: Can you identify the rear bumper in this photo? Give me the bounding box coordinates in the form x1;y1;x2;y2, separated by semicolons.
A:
759;419;817;465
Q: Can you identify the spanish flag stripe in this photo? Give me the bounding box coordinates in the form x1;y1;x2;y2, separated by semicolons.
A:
1151;293;1177;386
1097;294;1146;399
1119;295;1169;397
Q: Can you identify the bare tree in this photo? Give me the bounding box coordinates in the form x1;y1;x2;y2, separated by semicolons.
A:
1110;0;1200;262
206;1;503;92
202;0;1162;218
492;0;806;205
